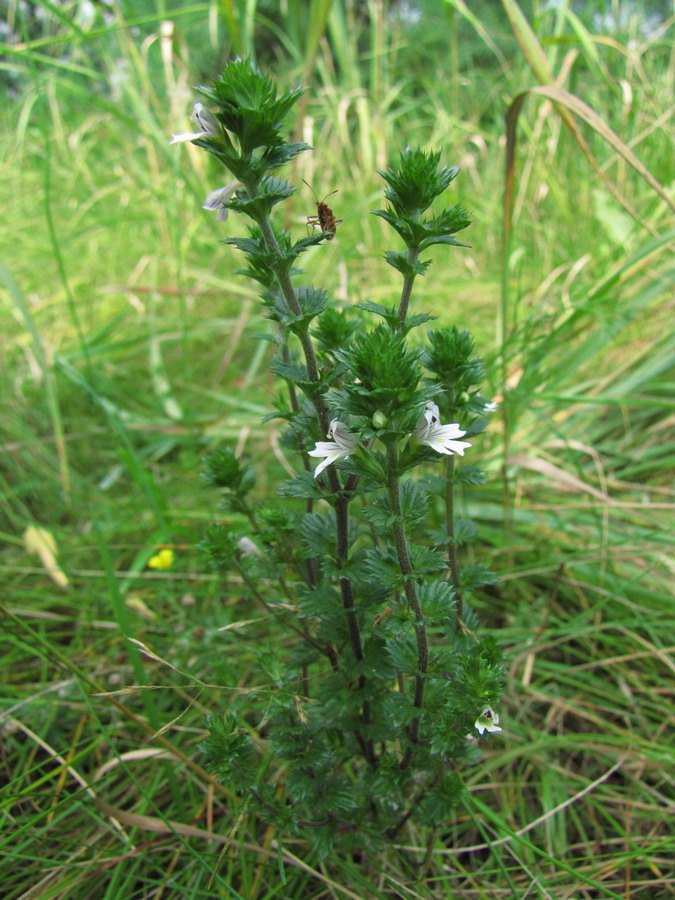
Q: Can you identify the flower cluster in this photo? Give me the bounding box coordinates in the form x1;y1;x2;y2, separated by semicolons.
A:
308;402;471;477
147;548;174;570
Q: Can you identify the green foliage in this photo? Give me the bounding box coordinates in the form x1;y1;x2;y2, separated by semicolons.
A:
202;447;256;493
201;713;257;789
415;771;465;827
356;299;437;333
336;326;424;422
226;176;296;221
373;204;472;251
3;4;673;895
313;307;358;354
424;326;485;393
178;59;504;854
268;285;329;334
198;523;239;571
377;148;460;217
197;58;306;155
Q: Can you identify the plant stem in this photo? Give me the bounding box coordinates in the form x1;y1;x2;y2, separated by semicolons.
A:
445;454;463;630
385;443;428;769
255;205;375;763
397;246;421;324
280;335;317;585
234;560;334;664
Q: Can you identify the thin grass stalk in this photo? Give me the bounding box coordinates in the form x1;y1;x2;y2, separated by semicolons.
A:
289;1;336;189
94;522;186;816
0;263;71;507
219;0;246;58
0;604;233;799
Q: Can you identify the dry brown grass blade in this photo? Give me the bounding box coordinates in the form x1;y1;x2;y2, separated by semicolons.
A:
508;453;613;502
91;801;367;900
501;0;672;240
504;88;666;248
527;85;673;211
394;756;629;859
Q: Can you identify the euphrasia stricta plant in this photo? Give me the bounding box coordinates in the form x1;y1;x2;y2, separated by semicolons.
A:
172;59;503;856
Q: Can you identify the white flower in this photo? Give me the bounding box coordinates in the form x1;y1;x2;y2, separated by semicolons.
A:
192;101;222;136
474;707;503;735
308;420;359;477
169;101;222;144
202;182;243;222
237;537;262;557
415;402;472;456
484;401;499;413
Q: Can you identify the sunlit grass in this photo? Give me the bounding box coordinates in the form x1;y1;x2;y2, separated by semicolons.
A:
1;1;673;897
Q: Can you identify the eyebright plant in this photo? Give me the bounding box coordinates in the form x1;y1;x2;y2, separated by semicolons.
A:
173;58;504;856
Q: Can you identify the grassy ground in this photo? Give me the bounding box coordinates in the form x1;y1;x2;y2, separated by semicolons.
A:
1;1;674;897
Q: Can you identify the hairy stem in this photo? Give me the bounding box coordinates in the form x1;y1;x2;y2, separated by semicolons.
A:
444;454;463;629
254;204;374;763
235;561;335;667
396;246;421;324
385;443;428;769
280;335;317;586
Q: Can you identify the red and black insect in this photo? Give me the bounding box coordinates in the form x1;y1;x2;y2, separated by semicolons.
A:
302;179;343;241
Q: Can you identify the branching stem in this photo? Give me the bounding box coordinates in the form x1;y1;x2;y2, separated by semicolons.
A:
397;246;421;324
235;560;335;666
254;196;375;764
445;454;463;629
385;442;428;770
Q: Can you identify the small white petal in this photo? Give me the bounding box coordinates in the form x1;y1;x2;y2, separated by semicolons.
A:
484;401;499;412
310;452;339;477
202;183;244;222
191;101;222;137
474;707;503;735
238;537;263;557
169;130;209;144
424;401;441;425
414;403;471;457
308;421;359;477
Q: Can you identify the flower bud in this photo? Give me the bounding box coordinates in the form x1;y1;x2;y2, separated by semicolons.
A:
371;411;387;429
191;102;222;138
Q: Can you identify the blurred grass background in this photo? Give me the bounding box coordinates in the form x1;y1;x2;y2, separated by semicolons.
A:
1;1;673;897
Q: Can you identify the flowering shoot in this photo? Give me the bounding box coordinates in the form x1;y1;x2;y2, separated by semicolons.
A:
203;183;244;222
415;402;472;456
170;101;223;144
308;419;359;477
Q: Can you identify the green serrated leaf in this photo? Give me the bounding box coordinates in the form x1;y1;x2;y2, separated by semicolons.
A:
419;234;471;250
227;176;295;221
290;233;331;254
418;581;456;624
453;464;486;485
223;235;265;255
384;250;432;278
459;563;498;591
277;472;326;500
409;545;448;576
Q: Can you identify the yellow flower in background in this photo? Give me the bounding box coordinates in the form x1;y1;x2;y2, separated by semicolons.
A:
148;548;174;570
